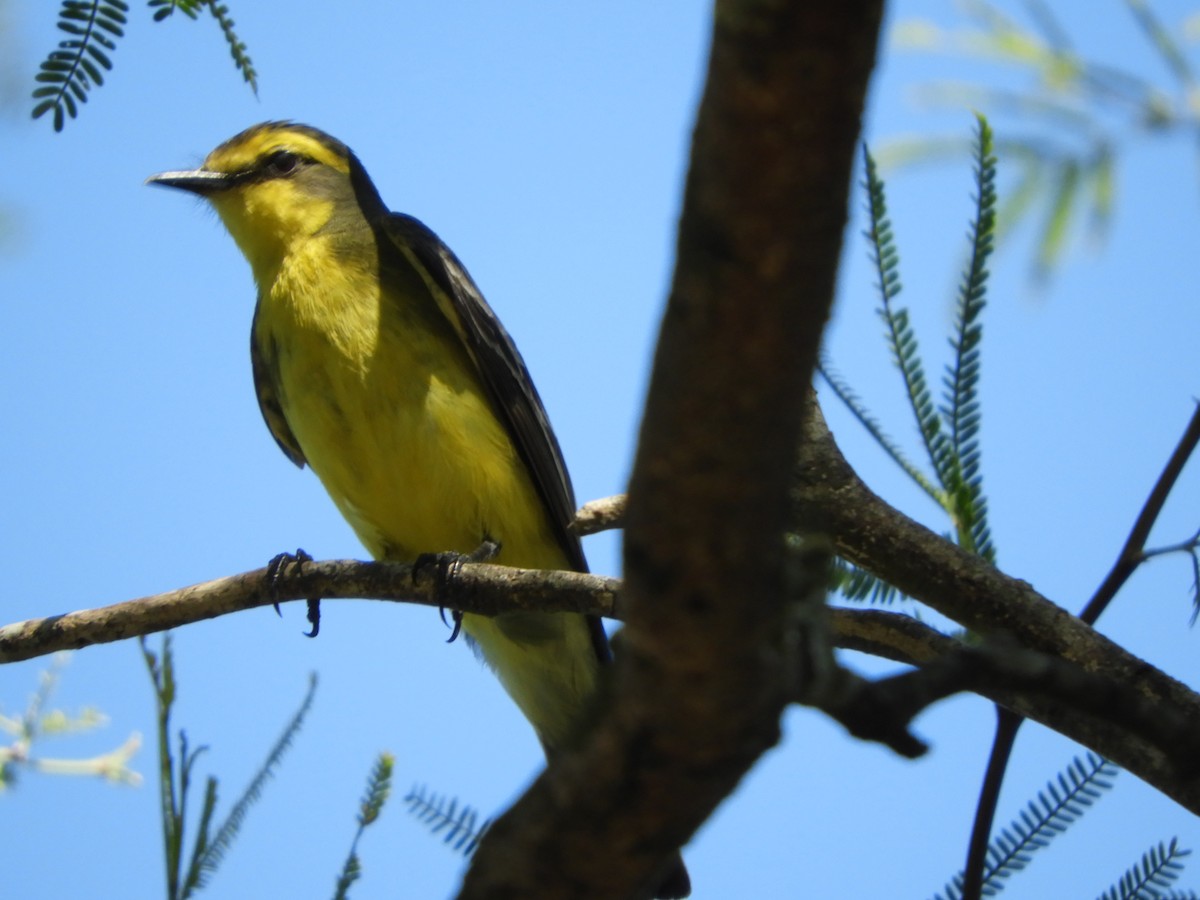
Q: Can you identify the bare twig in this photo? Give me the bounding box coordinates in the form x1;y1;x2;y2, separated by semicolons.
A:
1080;401;1200;624
6;554;1200;804
0;560;621;664
569;494;627;536
793;399;1200;813
962;402;1200;900
961;709;1023;900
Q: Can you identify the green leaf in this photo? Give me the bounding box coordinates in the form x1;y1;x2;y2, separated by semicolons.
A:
829;558;908;605
818;360;941;503
1085;143;1114;241
85;44;112;68
30;1;126;131
150;0;202;21
941;114;997;561
192;673;319;887
332;753;395;900
206;0;258;94
1034;158;1080;276
79;56;104;86
931;753;1118;900
860;145;957;498
403;785;493;857
1094;837;1191;900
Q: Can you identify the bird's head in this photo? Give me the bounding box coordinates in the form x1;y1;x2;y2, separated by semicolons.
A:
148;122;386;283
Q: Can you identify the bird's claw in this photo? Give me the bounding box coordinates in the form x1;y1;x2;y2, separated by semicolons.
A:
303;597;321;638
265;548;322;636
439;607;464;643
415;539;500;644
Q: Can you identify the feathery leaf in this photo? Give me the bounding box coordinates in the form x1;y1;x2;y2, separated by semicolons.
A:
818;359;942;503
829;557;908;605
31;1;127;131
941;114;998;561
333;753;395;900
862;145;954;491
141;634;185;900
1094;837;1192;900
148;0;204;20
193;673;318;887
404;785;493;857
930;753;1118;900
206;2;257;94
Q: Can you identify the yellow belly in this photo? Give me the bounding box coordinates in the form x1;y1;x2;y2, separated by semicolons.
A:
256;246;600;750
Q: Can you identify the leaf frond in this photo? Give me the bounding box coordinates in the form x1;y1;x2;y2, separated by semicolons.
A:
192;672;318;886
931;752;1118;900
31;0;128;130
1122;0;1196;90
141;634;184;899
148;0;204;21
404;785;493;856
205;1;258;94
862;146;953;495
1085;142;1115;240
818;359;942;503
1095;837;1192;900
333;753;395;900
941;114;997;561
1034;157;1081;277
179;775;218;899
829;557;908;605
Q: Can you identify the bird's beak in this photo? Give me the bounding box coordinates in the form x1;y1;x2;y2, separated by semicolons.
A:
145;168;232;196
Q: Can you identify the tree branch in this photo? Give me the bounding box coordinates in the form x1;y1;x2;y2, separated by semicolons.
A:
570;494;627;536
963;401;1200;900
1080;401;1200;623
794;399;1200;811
461;2;885;897
0;560;621;664
7;555;1200;805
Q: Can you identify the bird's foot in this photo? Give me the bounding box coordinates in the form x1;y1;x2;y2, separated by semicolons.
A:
265;548;322;638
414;540;501;643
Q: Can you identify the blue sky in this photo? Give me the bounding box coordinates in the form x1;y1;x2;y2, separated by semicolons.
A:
3;1;1200;897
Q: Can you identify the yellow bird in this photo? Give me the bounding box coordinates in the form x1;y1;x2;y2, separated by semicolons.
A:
149;122;688;898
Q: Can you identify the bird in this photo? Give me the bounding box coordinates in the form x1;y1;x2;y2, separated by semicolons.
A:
148;121;689;899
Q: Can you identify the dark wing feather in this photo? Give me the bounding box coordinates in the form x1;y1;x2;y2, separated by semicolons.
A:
378;214;586;572
377;215;610;662
251;302;307;468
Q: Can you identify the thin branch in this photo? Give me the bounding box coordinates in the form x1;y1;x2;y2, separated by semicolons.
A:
828;607;958;662
0;560;622;664
853;637;1200;776
1080;401;1200;624
961;403;1200;899
793;398;1200;813
831;609;1200;782
7;555;1200;803
0;563;952;671
569;494;627;536
962;709;1024;900
3;572;944;668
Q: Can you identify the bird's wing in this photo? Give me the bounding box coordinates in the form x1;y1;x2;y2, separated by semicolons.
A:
379;214;588;573
384;216;612;688
251;302;308;468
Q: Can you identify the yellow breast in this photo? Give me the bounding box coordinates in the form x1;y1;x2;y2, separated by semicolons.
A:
254;237;559;570
252;229;599;750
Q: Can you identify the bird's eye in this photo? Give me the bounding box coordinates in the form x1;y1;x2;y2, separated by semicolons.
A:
264;150;301;177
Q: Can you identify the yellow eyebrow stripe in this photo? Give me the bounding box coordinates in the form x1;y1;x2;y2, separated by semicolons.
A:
204;127;350;175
